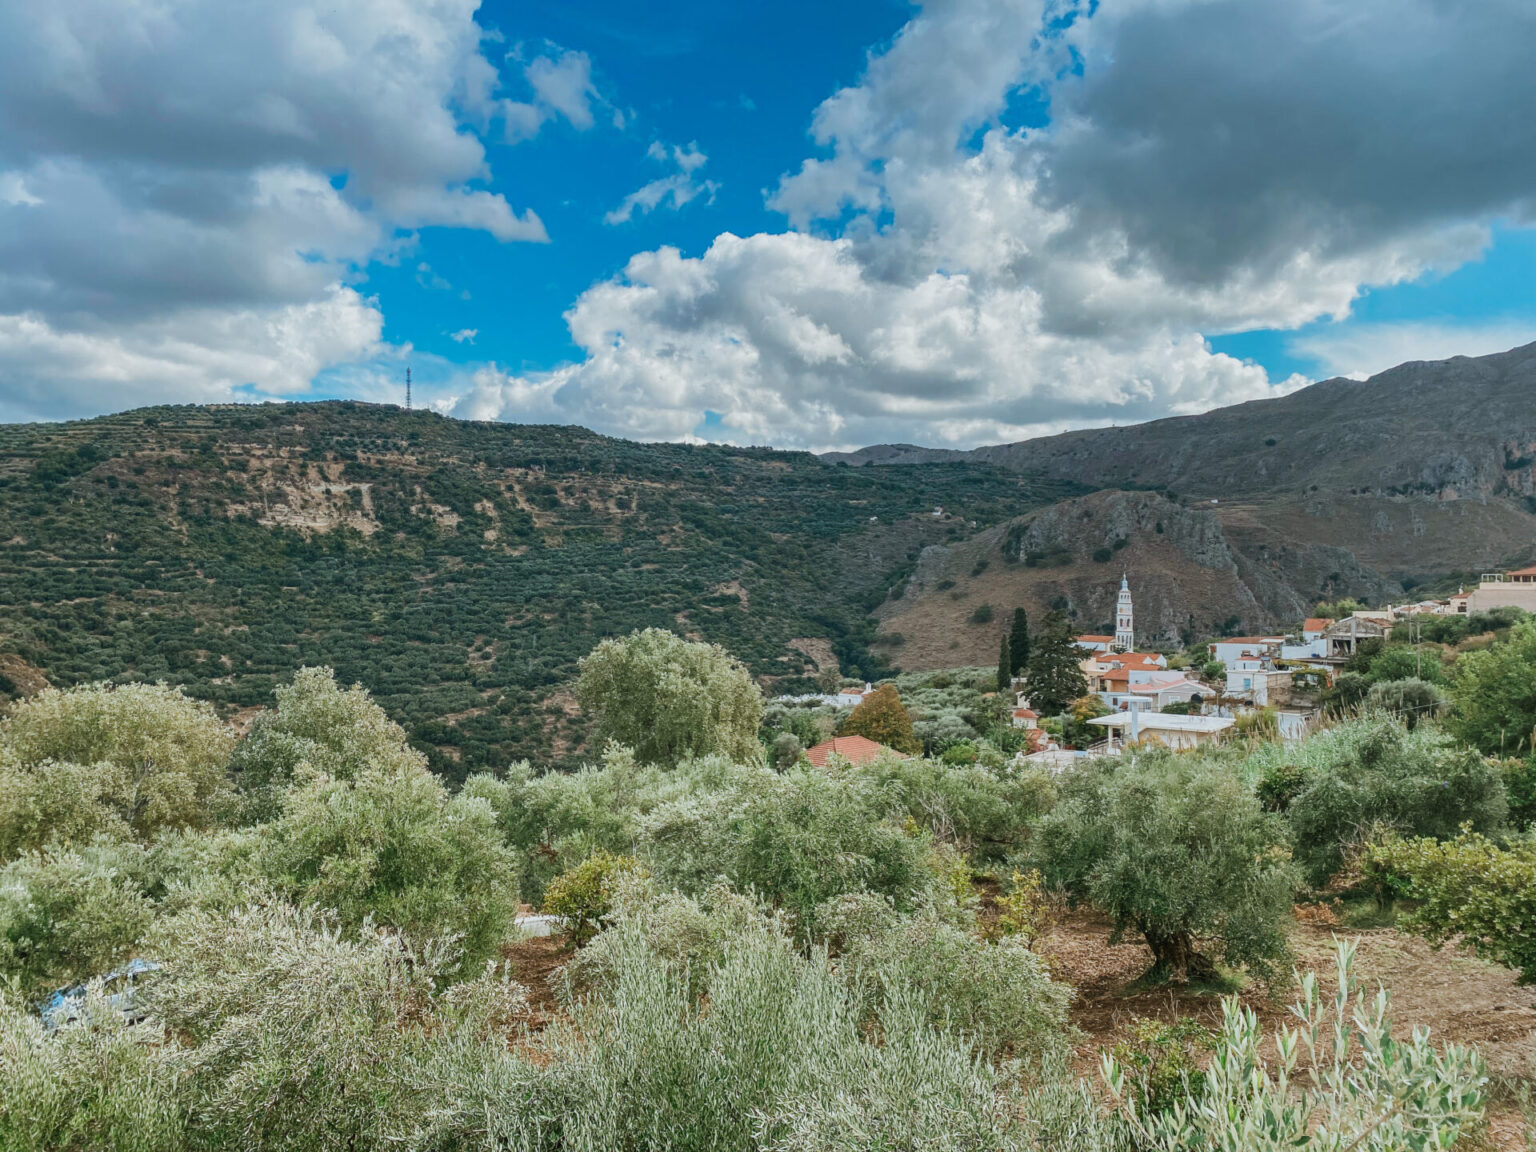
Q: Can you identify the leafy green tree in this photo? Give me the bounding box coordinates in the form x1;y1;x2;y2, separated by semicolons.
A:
996;635;1012;692
1448;618;1536;755
1023;611;1089;716
577;629;765;765
0;681;232;844
1365;677;1447;727
1284;713;1505;886
837;684;921;755
1369;829;1536;982
1033;753;1298;984
1009;607;1030;675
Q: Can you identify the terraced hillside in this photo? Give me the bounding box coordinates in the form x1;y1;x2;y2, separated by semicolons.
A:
0;402;1081;776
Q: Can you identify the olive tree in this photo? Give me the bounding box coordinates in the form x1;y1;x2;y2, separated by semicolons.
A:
1033;752;1299;984
0;681;233;846
577;629;764;765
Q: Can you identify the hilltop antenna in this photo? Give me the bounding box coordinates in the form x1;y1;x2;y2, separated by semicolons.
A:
405;366;412;411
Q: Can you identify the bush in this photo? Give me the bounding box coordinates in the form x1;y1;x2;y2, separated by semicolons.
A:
416;910;1036;1152
229;666;424;822
1108;1018;1217;1115
260;760;519;972
1282;713;1506;887
1365;677;1447;727
0;842;154;994
1368;830;1536;982
1033;752;1299;984
1106;940;1485;1150
833;910;1073;1060
145;901;527;1152
970;603;995;624
1449;619;1536;756
542;851;647;945
0;981;183;1152
0;681;232;844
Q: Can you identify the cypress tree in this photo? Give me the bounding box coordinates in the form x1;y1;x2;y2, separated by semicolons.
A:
997;634;1012;692
1023;610;1090;716
1009;607;1030;675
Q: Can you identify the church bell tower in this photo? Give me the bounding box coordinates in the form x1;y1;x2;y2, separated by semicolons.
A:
1113;574;1134;652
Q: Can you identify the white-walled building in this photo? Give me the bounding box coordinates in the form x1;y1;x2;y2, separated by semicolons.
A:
1114;574;1135;652
1087;711;1235;751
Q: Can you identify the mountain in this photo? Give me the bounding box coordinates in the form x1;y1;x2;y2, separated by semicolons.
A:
0;402;1080;775
844;342;1536;665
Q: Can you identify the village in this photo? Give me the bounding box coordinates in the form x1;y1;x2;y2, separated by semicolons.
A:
774;564;1536;770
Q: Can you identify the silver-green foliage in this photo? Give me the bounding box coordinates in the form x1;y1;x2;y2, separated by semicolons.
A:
0;681;233;857
576;627;765;765
1105;940;1486;1151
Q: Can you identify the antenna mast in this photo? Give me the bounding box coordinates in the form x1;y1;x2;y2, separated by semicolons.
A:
405;366;412;411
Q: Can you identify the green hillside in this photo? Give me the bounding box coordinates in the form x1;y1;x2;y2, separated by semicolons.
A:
0;401;1081;777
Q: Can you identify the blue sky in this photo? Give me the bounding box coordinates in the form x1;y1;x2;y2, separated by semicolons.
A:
1;0;1533;448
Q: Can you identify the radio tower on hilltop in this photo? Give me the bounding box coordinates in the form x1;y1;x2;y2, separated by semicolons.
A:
405;366;412;411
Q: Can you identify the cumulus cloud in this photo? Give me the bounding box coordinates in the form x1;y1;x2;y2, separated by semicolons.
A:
501;46;605;141
0;0;553;415
604;142;719;225
449;328;479;344
460;0;1536;449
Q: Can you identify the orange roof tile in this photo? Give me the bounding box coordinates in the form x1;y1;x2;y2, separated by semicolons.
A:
805;735;906;768
1303;618;1328;632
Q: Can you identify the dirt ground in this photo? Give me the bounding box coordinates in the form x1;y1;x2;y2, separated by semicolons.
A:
1040;907;1536;1149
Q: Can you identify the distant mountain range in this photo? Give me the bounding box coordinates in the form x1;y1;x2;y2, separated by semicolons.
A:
830;341;1536;666
0;341;1531;771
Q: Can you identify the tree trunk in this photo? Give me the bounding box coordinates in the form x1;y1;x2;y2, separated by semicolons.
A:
1143;928;1220;984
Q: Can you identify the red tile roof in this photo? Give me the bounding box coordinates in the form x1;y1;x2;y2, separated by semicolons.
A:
1077;634;1114;643
1303;618;1328;632
1508;565;1536;577
1012;707;1038;719
805;735;906;767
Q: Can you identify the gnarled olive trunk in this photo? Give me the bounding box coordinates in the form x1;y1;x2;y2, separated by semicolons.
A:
1143;928;1219;984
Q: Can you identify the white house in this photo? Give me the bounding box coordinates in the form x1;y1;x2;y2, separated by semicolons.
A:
1208;637;1284;665
1076;634;1115;654
1087;711;1235;751
831;683;875;708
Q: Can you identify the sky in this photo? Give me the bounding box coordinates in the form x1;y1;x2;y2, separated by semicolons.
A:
0;0;1533;450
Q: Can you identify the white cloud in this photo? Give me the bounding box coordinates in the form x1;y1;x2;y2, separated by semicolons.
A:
449;328;478;343
0;0;556;415
1289;320;1536;381
501;46;605;141
605;142;718;226
462;0;1536;449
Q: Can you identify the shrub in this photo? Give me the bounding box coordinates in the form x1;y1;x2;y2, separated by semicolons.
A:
260;760;519;972
144;901;527;1152
416;911;1035;1152
971;603;995;624
542;851;647;945
1107;941;1486;1151
1282;713;1506;887
0;759;131;861
992;868;1059;947
1368;830;1536;982
833;910;1073;1060
0;681;232;842
1108;1018;1217;1115
577;628;765;765
1365;677;1447;727
0;982;183;1152
0;842;154;994
229;666;424;822
1033;752;1299;984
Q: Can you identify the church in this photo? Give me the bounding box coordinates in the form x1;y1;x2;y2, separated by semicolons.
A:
1113;573;1135;652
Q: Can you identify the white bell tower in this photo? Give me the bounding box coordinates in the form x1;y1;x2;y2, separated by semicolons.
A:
1113;573;1134;652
